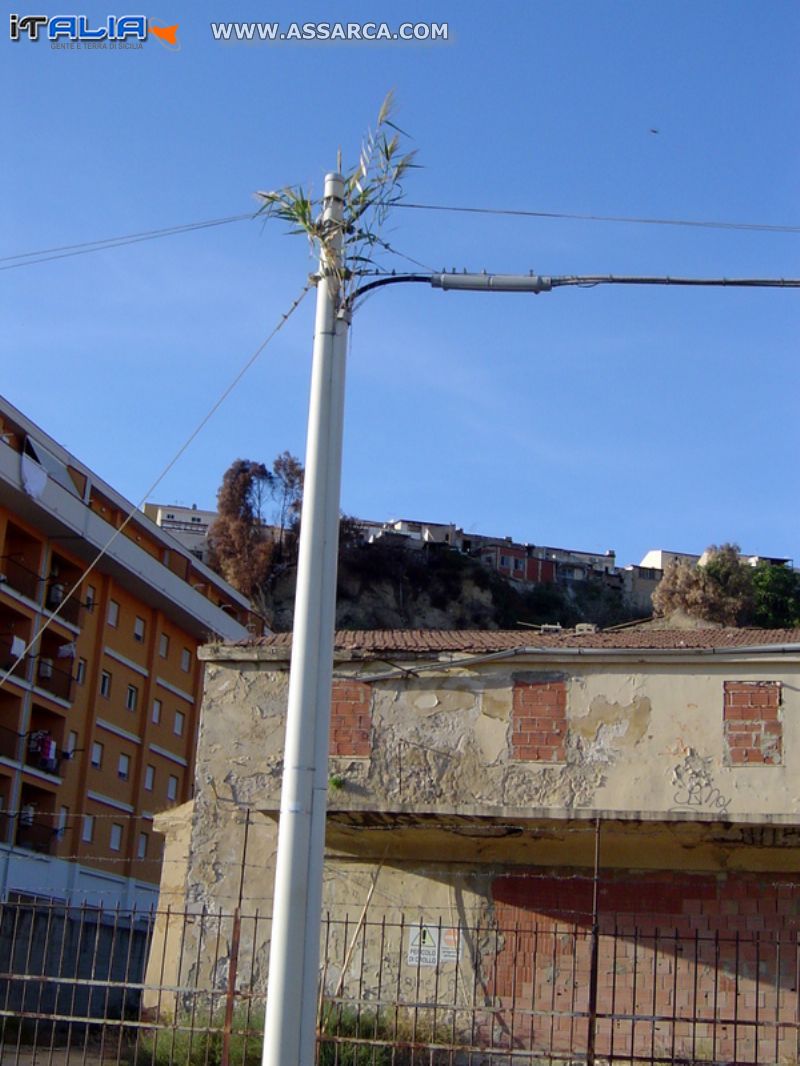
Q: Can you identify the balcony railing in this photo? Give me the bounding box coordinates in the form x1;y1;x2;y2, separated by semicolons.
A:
0;724;68;774
0;641;29;682
34;657;74;702
0;722;21;761
44;585;83;627
0;556;41;601
0;560;84;627
15;817;58;855
25;730;62;776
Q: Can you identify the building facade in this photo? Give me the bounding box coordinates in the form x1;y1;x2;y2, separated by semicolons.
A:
142;502;218;563
0;396;257;907
150;627;800;1059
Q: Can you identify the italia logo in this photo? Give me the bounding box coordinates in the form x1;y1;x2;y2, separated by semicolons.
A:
9;14;178;47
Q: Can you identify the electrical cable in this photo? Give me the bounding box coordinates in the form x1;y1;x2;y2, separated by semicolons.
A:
551;274;800;289
0;283;312;693
397;202;800;235
5;197;799;276
0;214;432;275
0;213;254;271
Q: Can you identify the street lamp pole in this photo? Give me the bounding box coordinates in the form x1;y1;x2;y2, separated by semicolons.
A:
263;171;349;1066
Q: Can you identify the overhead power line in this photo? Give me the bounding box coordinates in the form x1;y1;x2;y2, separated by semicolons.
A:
5;198;799;275
0;212;254;271
554;274;800;289
397;202;800;235
348;271;800;306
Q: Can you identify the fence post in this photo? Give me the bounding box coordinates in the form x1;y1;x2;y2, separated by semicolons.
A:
222;808;250;1066
586;818;601;1066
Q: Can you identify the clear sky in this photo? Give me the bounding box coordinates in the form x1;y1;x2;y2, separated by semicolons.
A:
3;1;799;568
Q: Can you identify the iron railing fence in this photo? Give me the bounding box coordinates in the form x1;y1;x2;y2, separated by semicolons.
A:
0;898;797;1065
0;555;41;602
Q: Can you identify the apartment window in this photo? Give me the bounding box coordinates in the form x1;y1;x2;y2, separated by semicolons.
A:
76;658;87;685
144;764;155;791
133;616;146;643
100;670;112;698
117;753;130;780
91;742;103;769
137;832;148;860
159;633;169;658
167;774;178;802
82;815;94;843
67;730;78;755
109;823;123;852
180;648;191;673
173;710;185;737
514;557;525;571
152;698;162;724
107;600;119;627
85;585;96;612
125;684;138;711
58;806;69;834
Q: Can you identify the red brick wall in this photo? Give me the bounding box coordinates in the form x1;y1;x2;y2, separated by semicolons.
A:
329;680;371;757
511;681;566;762
723;681;782;765
488;872;799;1062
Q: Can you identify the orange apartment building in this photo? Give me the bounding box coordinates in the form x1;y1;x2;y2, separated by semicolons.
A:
0;395;257;908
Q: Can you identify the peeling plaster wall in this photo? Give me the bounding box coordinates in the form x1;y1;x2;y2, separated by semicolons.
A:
194;655;800;827
148;649;800;1003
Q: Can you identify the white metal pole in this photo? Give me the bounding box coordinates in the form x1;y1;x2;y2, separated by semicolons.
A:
263;172;347;1066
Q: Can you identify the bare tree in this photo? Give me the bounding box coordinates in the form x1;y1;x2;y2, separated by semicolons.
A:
207;460;274;611
272;451;304;553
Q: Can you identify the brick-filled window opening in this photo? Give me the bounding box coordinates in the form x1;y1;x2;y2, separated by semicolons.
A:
329;680;372;757
511;680;567;762
488;870;800;1063
723;680;782;765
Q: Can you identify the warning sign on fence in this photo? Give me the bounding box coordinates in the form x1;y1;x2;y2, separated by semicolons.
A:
407;925;462;967
439;927;461;961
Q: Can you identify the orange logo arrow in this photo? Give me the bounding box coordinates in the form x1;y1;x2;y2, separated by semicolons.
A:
150;23;178;45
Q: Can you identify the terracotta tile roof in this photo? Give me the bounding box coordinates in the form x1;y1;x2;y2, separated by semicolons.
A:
237;628;800;655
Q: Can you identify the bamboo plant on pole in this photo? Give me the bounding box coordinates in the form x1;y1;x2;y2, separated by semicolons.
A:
257;94;416;1066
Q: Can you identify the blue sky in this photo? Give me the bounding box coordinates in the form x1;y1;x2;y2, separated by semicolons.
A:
3;1;799;567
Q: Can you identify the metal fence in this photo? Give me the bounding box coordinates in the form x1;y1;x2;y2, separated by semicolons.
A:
0;898;798;1065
